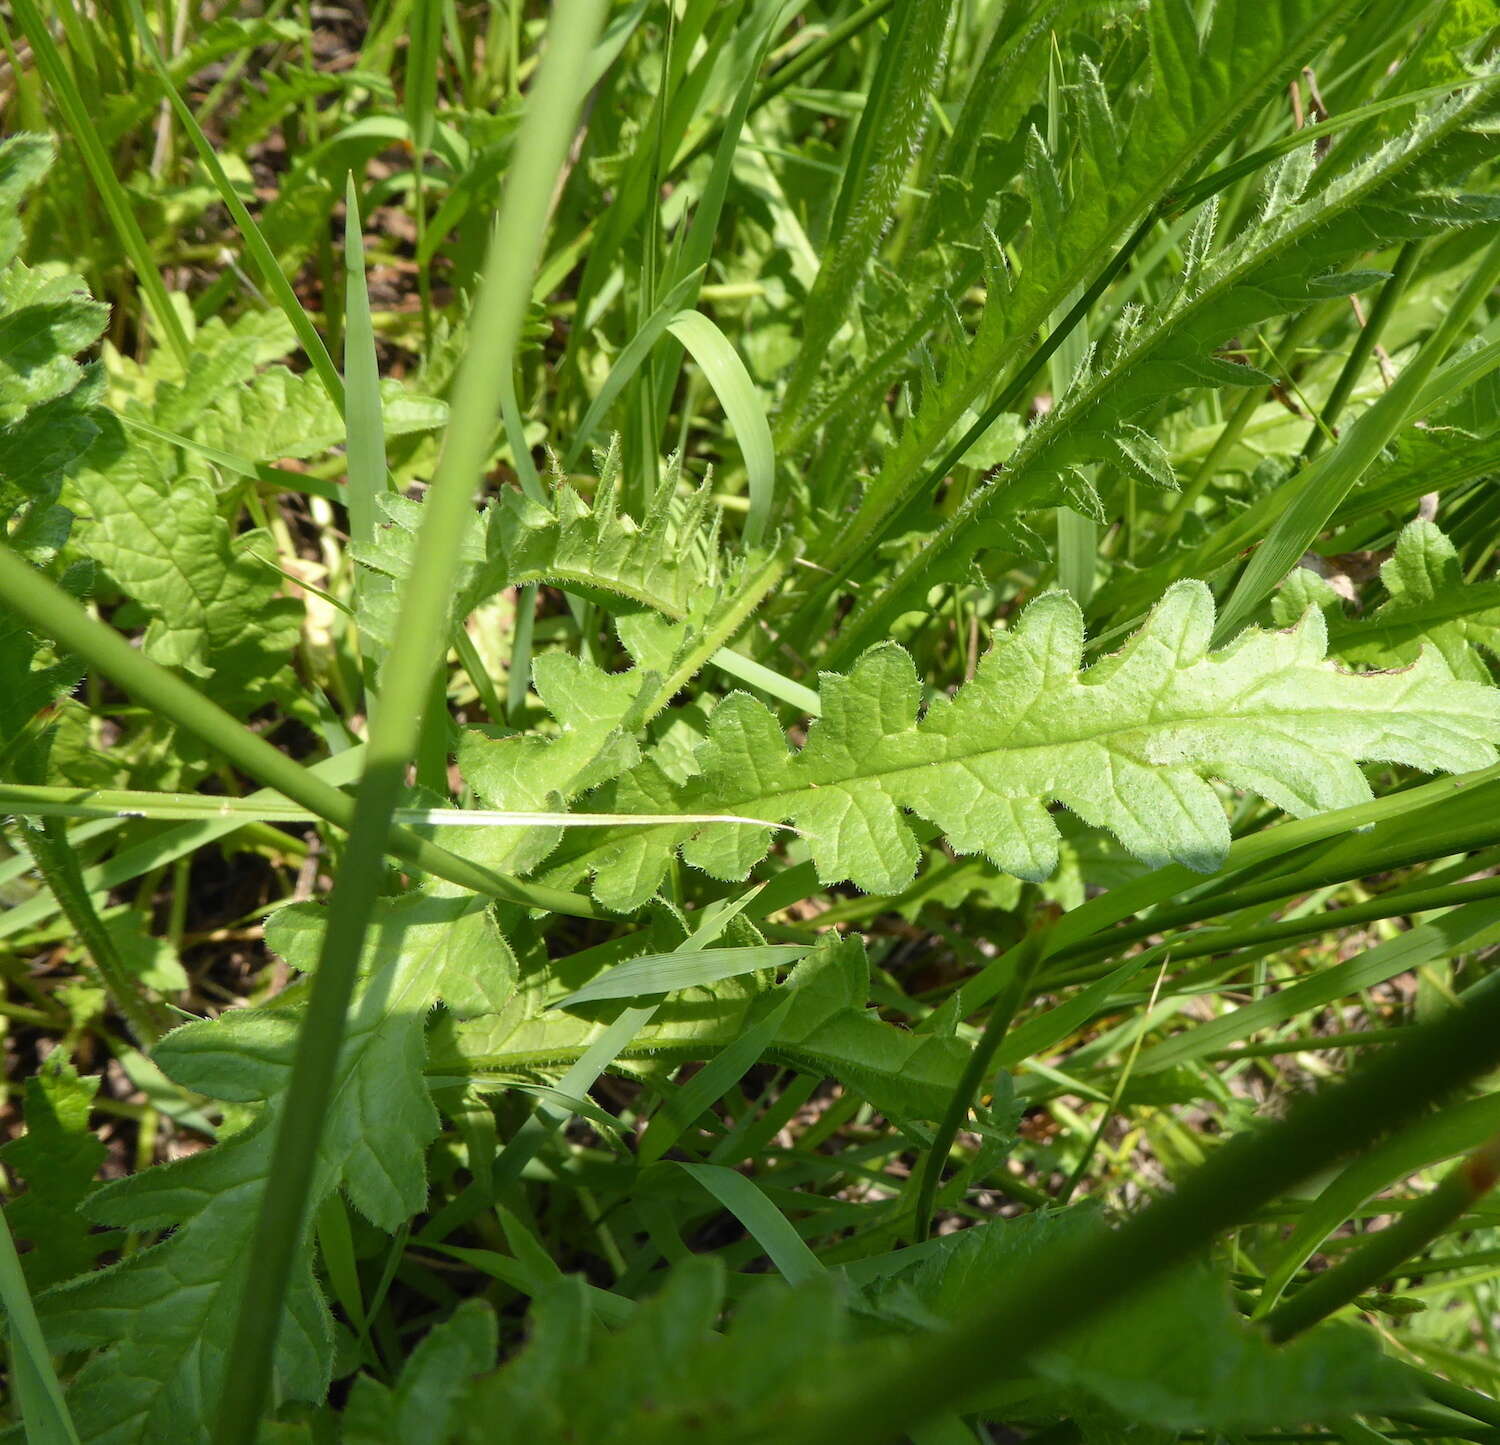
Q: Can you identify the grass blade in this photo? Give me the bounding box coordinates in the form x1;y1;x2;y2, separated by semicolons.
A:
561;266;707;472
342;175;388;557
1213;231;1500;645
0;1203;80;1445
552;944;810;1007
666;309;777;546
123;0;345;405
678;1161;824;1286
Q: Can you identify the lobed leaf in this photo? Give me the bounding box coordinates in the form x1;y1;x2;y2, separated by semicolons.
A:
35;892;517;1444
551;581;1500;908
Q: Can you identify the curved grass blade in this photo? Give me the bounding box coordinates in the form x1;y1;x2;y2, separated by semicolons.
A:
666;309;776;546
552;944;811;1008
677;1160;823;1286
560;266;707;472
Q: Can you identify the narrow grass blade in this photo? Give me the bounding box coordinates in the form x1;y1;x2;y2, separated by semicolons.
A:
1267;1130;1500;1341
422;1242;634;1322
14;816;162;1047
123;0;345;405
10;0;191;368
636;992;795;1165
1299;240;1420;461
0;1203;81;1445
118;415;345;503
1255;1089;1500;1319
553;944;810;1008
0;750;363;946
1131;899;1500;1076
710;646;822;713
342;176;388;554
677;1161;823;1286
994;956;1151;1071
1214;231;1500;645
666;310;776;546
561;266;707;472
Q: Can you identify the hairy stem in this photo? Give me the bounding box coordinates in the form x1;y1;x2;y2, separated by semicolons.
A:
16;816;163;1048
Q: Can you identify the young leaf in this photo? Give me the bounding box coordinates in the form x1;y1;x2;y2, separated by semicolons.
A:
1325;521;1500;682
0;1057;116;1290
341;1297;497;1445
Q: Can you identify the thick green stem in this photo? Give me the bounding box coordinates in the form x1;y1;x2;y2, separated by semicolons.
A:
213;0;611;1434
779;977;1500;1445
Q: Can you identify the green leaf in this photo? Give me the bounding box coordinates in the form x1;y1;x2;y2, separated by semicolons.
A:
34;891;517;1445
820;0;1368;577
777;0;954;425
341;1298;497;1445
0;135;109;748
355;442;794;714
1323;520;1500;682
69;421;304;717
0;1057;115;1290
556;581;1500;907
121;312;444;474
452;1257;873;1445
